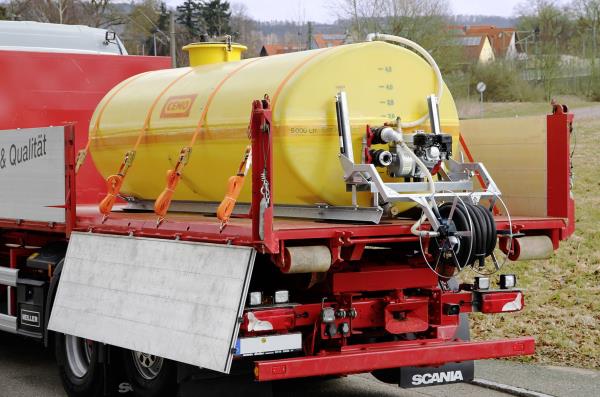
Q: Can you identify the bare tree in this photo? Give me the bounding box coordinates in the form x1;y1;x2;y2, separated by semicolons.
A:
230;2;262;57
333;0;387;41
516;0;572;99
572;0;600;58
333;0;459;74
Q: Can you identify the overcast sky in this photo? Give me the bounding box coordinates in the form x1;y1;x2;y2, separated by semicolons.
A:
165;0;552;23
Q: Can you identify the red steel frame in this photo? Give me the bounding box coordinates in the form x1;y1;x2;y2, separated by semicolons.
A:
547;104;575;239
255;337;535;381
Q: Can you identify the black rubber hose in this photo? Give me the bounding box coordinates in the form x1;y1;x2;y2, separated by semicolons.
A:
473;204;492;256
478;204;497;256
464;203;486;266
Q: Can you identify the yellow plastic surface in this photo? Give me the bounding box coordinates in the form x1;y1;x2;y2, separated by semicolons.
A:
183;42;247;66
89;41;460;209
460;116;547;217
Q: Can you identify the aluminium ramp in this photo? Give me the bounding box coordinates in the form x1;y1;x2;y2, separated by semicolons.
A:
48;232;255;373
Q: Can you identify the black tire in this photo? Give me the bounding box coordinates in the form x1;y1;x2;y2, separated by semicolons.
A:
55;333;104;397
123;349;177;397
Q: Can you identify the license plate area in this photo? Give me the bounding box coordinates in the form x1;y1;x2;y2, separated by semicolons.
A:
235;333;302;357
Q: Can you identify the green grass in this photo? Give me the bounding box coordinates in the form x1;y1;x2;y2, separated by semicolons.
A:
457;95;598;119
458;97;600;369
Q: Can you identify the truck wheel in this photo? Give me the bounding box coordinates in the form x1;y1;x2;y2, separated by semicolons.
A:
123;350;177;397
55;333;104;397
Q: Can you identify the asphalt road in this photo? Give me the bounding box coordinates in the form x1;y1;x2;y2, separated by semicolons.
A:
2;333;598;397
0;333;509;397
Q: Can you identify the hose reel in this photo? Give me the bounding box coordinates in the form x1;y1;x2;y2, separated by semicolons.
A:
418;195;505;279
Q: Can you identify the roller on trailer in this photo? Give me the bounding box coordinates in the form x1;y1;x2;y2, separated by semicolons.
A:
0;33;575;397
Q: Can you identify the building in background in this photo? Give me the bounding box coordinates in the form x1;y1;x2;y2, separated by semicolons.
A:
450;25;521;60
454;34;495;64
310;33;351;49
259;44;303;56
261;32;351;56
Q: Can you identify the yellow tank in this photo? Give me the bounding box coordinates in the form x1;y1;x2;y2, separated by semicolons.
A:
89;41;459;209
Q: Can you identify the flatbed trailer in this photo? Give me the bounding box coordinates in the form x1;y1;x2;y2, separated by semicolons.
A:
0;48;575;397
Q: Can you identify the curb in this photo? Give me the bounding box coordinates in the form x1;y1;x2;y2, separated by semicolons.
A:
471;378;555;397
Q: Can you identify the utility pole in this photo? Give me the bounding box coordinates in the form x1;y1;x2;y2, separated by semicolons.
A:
170;11;177;68
307;21;313;50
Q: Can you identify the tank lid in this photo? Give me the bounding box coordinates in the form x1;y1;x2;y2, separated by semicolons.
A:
183;41;247;67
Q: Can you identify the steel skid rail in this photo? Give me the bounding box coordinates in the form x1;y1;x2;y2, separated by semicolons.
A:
254;337;535;381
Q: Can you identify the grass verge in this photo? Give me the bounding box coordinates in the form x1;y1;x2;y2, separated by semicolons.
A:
457;97;600;369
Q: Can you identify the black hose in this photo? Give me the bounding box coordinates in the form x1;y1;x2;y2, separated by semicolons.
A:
464;203;487;266
478;204;497;256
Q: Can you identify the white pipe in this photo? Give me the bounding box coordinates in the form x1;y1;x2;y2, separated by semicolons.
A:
402;140;434;193
366;33;444;129
394;120;435;196
411;214;438;237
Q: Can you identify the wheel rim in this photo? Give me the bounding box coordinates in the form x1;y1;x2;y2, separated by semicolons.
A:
65;335;93;379
131;351;163;380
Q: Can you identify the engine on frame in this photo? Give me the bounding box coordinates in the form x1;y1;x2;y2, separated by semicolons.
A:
366;125;453;180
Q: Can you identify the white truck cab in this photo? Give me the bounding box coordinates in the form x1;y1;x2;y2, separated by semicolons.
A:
0;20;128;55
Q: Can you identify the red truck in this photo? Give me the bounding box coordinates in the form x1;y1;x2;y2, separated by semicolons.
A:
0;42;574;397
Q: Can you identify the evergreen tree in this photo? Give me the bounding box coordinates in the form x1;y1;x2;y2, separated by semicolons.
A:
200;0;231;37
146;2;170;56
176;0;203;39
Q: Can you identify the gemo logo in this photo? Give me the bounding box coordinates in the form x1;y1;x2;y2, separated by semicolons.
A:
160;94;197;118
411;370;463;385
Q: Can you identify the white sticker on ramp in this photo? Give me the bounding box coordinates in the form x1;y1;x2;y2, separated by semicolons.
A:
0;126;66;223
48;232;255;373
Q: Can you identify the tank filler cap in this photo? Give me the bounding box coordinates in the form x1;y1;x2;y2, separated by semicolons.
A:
183;39;247;67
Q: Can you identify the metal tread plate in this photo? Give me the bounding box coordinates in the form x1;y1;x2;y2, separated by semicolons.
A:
48;232;255;373
0;313;16;334
0;267;18;287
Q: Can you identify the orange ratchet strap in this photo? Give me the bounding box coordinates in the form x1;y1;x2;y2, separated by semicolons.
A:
98;69;195;219
153;58;261;223
216;145;252;232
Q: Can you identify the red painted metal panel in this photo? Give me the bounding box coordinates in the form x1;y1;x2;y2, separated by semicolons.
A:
254;337;535;381
333;267;437;293
546;109;575;238
0;50;171;203
479;290;524;313
64;124;76;236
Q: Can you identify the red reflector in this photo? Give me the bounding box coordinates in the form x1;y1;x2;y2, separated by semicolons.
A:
272;365;287;375
513;342;525;352
479;291;524;313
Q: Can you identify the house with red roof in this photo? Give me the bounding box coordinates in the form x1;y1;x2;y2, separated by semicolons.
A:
453;33;496;64
260;44;304;57
450;25;521;60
